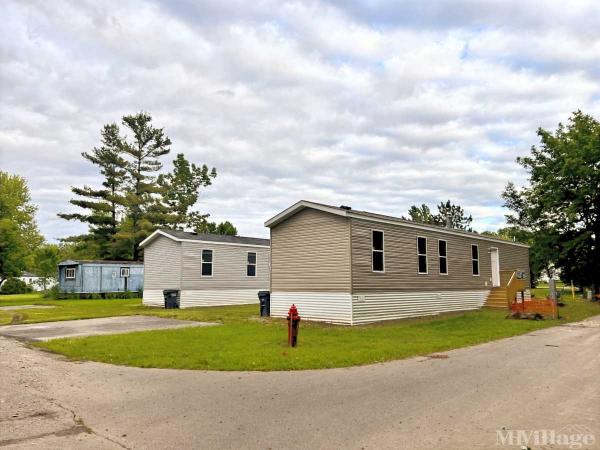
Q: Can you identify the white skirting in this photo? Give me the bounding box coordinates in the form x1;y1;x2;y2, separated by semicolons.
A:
143;289;265;308
143;290;165;307
352;290;490;325
270;292;353;324
270;290;490;325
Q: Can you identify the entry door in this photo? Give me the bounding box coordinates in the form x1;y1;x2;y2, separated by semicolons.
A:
490;248;500;287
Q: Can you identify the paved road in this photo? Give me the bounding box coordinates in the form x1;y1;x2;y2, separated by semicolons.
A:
0;316;216;341
1;316;599;449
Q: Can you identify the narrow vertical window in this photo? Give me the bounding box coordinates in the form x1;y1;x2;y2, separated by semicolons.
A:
417;237;428;274
247;252;257;277
201;249;213;276
438;240;448;275
471;244;479;276
372;230;384;272
65;268;76;280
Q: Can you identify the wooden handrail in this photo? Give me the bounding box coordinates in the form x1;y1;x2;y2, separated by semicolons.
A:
499;270;515;287
505;270;527;307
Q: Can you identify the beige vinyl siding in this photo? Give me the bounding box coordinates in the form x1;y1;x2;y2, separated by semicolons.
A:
143;235;182;291
270;208;351;292
181;241;269;290
351;218;529;293
494;241;531;288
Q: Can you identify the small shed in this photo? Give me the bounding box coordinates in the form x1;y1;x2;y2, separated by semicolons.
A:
58;260;144;294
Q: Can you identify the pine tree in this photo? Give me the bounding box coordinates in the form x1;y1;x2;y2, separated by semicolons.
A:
58;124;127;259
117;112;171;260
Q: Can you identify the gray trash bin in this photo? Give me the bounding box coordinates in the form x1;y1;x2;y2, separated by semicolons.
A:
257;291;270;317
163;289;180;309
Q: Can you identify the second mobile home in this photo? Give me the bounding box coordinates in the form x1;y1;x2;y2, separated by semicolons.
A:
265;201;530;325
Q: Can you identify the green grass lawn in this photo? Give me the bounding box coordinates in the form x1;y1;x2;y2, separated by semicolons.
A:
0;294;143;325
3;292;596;371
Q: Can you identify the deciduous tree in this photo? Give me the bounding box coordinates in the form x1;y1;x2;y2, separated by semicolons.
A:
0;172;42;283
157;153;216;229
31;244;61;290
503;110;600;292
406;200;473;230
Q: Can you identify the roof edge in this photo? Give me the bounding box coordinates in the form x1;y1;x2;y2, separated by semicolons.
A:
264;200;348;227
139;229;270;249
138;229;173;248
265;200;529;248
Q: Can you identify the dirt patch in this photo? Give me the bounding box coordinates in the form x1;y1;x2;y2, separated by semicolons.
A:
0;305;55;311
0;315;217;341
10;313;25;325
427;354;450;359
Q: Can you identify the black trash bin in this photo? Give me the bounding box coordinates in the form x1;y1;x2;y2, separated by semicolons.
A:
257;291;270;317
163;289;180;309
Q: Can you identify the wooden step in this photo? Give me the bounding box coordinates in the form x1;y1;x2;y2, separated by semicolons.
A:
485;287;509;309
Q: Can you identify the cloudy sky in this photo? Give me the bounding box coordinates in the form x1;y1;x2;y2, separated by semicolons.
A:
2;0;600;240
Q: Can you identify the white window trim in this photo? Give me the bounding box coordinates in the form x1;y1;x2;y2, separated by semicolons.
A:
246;251;257;278
201;249;214;278
371;229;385;273
65;267;76;280
120;267;130;278
438;239;448;275
417;236;428;274
471;244;480;276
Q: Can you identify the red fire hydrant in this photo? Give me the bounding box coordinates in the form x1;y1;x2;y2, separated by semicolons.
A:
286;304;301;347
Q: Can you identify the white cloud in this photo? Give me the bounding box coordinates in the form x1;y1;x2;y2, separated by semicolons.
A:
1;0;599;242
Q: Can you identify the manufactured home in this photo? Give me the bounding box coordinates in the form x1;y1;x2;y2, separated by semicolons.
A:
265;201;530;325
140;229;270;308
58;260;144;294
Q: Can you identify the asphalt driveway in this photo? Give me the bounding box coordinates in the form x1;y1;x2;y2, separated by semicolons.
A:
0;315;216;341
1;315;599;449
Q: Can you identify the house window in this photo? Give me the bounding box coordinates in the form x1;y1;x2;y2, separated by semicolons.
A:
471;244;480;276
438;240;448;275
247;252;257;277
120;267;130;278
65;268;76;280
372;230;384;272
201;249;213;276
417;236;428;274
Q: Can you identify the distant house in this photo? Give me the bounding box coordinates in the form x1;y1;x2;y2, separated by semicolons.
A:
0;272;51;292
139;229;270;308
58;260;144;294
265;200;530;325
20;272;45;291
